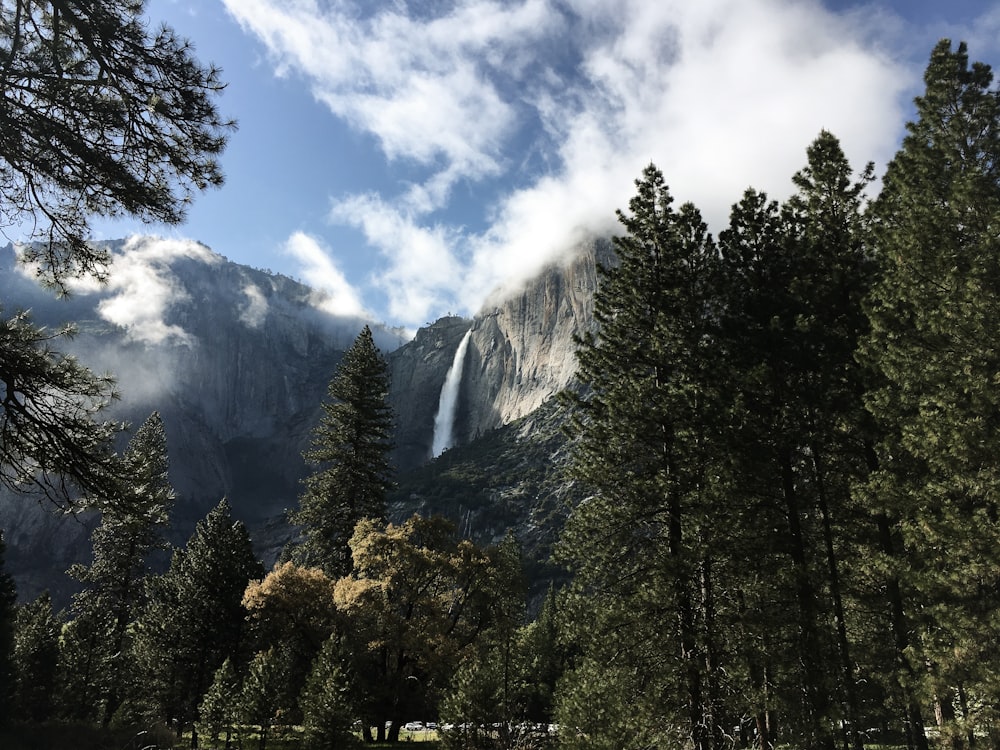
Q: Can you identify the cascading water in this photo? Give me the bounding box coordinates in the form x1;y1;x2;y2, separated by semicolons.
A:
431;328;472;458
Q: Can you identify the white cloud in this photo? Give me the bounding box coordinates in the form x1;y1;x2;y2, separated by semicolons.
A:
282;231;368;318
239;282;269;327
224;0;558;211
330;195;462;324
80;236;220;345
226;0;941;328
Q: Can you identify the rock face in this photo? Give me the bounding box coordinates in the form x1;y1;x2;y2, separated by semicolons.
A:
387;316;474;471
461;237;608;440
388;237;608;471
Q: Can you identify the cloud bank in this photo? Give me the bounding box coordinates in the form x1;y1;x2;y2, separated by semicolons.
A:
223;0;982;328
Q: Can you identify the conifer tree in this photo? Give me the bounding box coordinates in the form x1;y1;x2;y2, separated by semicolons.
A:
240;646;296;750
136;498;262;740
0;311;120;505
198;658;243;750
290;325;394;578
12;592;60;724
299;635;359;750
60;411;174;724
859;39;1000;747
717;131;875;750
558;164;727;750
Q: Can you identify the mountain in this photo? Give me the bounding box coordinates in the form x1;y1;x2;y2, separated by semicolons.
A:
0;235;607;604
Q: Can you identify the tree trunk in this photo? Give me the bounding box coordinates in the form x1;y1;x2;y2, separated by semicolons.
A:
701;552;725;750
779;448;835;750
811;447;864;750
668;478;707;750
387;719;401;742
865;443;929;750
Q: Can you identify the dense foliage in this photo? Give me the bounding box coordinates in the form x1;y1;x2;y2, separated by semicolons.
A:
555;38;1000;750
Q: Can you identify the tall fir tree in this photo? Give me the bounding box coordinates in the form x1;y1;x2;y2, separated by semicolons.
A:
298;635;360;750
135;498;262;741
557;164;728;750
290;325;394;578
859;39;1000;748
59;411;174;724
12;592;60;725
717;131;875;750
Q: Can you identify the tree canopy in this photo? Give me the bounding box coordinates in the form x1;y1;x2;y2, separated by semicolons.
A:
0;0;232;282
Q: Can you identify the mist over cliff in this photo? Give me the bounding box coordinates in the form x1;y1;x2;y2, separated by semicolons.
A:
0;235;607;603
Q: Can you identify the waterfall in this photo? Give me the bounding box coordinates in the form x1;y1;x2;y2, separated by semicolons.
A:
431;328;472;458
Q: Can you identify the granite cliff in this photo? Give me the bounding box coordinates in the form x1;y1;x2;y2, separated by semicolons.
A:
388;237;609;471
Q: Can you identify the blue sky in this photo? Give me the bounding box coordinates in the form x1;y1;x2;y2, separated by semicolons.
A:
86;0;1000;331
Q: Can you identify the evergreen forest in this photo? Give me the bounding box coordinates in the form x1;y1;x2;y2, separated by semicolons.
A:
2;2;1000;749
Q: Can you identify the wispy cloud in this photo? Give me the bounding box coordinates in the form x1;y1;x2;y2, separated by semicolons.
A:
282;231;367;318
223;0;980;328
62;236;220;345
239;282;270;327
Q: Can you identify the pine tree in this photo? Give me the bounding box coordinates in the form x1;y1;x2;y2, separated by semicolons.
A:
240;646;296;750
859;39;1000;747
299;635;359;750
290;325;394;578
60;411;174;724
136;498;262;740
0;0;231;280
12;592;60;724
0;531;16;728
558;164;727;749
198;658;243;750
717;131;876;750
0;310;120;505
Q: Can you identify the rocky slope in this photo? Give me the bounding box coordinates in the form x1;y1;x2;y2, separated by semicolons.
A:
0;239;407;602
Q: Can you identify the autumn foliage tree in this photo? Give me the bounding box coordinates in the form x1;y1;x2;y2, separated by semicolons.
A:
336;514;519;743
